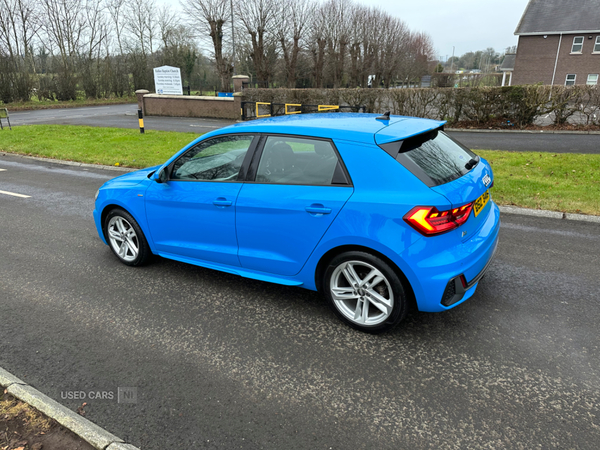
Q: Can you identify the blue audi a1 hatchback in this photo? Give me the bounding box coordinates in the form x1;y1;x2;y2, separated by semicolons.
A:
94;113;500;333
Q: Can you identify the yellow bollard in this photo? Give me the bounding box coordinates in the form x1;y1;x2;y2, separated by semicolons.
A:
138;109;145;134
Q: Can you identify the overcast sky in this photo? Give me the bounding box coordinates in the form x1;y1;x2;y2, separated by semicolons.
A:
361;0;530;58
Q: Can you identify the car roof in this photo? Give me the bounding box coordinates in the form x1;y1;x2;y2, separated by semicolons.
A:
205;113;446;145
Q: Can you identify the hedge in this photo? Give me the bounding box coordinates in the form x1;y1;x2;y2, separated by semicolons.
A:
242;85;600;128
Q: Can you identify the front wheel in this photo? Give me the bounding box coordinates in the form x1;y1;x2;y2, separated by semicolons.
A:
103;208;151;266
323;251;409;333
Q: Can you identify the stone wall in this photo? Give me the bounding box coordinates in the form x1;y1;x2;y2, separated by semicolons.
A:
135;75;249;120
135;91;242;120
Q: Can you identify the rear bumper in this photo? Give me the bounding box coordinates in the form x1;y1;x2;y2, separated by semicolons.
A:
402;201;500;313
440;237;498;307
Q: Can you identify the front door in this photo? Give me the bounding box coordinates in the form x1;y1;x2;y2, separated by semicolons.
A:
145;134;256;266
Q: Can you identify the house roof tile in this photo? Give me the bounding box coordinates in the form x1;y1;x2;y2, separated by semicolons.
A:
515;0;600;35
500;54;516;71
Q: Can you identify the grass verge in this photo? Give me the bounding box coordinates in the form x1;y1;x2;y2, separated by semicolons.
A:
0;125;198;168
0;390;95;450
0;125;598;215
478;150;600;216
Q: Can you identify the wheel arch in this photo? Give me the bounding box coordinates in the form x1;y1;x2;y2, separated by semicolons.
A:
99;203;155;252
100;203;133;235
314;244;417;310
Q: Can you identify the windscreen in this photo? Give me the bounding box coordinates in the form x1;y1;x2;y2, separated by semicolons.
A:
399;130;478;186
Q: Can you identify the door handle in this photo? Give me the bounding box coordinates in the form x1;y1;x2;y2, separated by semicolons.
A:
305;204;332;215
213;197;233;207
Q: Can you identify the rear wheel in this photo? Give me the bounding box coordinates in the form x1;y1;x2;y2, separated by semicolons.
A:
323;251;408;333
103;208;151;266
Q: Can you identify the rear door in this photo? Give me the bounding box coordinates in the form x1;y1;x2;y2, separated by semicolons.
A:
235;135;353;276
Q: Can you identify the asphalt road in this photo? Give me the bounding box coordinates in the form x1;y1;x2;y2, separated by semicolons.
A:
7;104;600;153
7;104;236;133
449;131;600;154
1;153;599;449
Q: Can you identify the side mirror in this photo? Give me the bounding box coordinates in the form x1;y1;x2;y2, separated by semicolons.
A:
155;168;168;183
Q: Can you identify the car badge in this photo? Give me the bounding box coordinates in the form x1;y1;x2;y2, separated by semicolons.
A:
482;174;491;187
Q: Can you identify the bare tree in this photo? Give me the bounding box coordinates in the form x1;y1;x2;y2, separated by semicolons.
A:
39;0;89;99
379;16;410;88
106;0;127;55
398;31;434;85
0;0;39;101
79;0;110;98
156;8;199;86
0;0;39;71
182;0;232;91
236;0;278;85
157;5;180;50
276;0;312;88
347;4;367;88
122;0;157;90
124;0;156;55
321;0;350;87
307;2;327;88
105;0;131;96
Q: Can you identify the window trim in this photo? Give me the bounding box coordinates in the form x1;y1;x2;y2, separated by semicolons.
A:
565;74;577;86
587;74;599;85
594;36;600;53
166;133;259;183
571;36;584;54
245;133;353;187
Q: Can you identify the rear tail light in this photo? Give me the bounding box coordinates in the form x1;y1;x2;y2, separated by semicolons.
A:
403;203;473;236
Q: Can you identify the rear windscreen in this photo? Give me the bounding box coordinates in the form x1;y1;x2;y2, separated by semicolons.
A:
398;130;478;186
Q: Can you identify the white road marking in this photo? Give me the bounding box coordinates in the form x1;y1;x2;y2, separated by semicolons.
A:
0;190;31;198
0;169;6;172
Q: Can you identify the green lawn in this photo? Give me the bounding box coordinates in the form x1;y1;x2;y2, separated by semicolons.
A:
0;125;598;215
478;150;600;215
0;125;198;168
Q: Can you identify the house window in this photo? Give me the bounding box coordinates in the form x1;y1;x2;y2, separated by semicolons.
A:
571;36;584;53
587;74;599;85
594;36;600;53
565;74;577;86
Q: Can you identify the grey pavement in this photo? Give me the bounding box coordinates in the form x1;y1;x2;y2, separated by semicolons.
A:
1;153;599;449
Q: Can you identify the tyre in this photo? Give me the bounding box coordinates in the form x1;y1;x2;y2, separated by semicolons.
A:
323;251;409;333
103;208;151;266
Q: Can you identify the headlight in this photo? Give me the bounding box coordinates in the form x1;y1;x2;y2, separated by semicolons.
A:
94;189;99;201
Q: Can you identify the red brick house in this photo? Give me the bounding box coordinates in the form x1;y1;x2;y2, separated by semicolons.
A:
512;0;600;86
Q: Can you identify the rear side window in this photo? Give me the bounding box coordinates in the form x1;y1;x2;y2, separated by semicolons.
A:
394;130;478;186
255;136;344;185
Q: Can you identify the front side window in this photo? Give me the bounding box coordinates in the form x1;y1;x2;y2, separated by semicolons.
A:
565;74;577;86
171;135;254;181
571;36;584;53
587;74;599;85
594;36;600;53
256;136;341;185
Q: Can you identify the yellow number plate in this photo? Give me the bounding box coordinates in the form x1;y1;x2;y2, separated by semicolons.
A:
473;190;490;217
